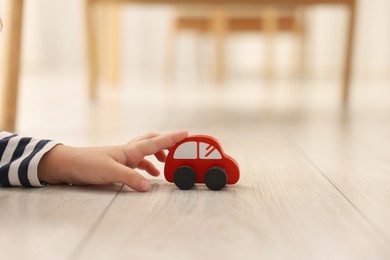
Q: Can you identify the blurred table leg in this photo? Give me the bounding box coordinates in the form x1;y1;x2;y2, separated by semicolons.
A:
263;6;278;80
1;0;24;132
342;0;356;104
212;6;227;85
85;0;99;100
105;3;121;86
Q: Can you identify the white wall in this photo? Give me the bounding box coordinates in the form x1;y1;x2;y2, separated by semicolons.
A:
1;0;390;79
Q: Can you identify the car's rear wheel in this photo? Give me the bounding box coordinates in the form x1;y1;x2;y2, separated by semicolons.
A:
205;167;227;191
174;166;196;190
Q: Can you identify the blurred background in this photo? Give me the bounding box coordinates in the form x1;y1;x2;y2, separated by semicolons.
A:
0;0;390;145
2;2;390;258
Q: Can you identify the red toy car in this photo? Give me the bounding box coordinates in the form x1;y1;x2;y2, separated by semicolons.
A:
164;135;240;190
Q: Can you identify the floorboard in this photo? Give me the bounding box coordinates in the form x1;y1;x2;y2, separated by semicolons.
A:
1;74;389;259
74;126;389;259
283;106;390;241
0;185;122;260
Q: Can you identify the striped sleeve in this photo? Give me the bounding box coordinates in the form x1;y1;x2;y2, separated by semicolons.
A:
0;131;59;187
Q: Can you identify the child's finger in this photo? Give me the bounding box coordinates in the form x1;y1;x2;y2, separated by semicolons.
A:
137;159;160;176
137;131;188;156
129;132;160;144
154;150;166;162
112;163;151;192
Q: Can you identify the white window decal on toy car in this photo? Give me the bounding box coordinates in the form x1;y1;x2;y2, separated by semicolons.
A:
174;141;197;159
199;142;222;159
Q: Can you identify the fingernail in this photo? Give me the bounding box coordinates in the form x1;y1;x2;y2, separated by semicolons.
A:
140;180;151;192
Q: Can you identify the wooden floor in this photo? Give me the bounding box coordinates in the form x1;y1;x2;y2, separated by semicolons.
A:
1;73;390;259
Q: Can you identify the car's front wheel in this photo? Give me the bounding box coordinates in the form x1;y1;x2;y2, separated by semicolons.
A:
205;167;227;191
174;166;196;190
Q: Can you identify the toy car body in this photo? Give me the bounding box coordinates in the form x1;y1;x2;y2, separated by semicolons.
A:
164;135;240;190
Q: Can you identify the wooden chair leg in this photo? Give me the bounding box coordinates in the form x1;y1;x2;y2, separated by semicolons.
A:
293;6;306;79
262;6;278;80
212;6;227;85
1;0;24;132
85;0;99;99
164;11;178;85
95;3;121;87
105;3;121;86
342;0;356;104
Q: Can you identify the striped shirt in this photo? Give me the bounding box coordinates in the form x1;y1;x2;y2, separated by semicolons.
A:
0;131;59;187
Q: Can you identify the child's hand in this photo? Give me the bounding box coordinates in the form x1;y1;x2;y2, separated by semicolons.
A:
38;131;188;192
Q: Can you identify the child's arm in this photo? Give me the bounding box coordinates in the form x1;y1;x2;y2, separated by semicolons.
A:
37;131;188;192
0;131;59;187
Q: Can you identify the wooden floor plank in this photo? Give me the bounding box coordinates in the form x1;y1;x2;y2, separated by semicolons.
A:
4;73;390;259
74;126;389;259
283;106;390;241
0;185;122;260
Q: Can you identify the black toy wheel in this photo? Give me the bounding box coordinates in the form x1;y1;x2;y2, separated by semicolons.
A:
204;167;227;191
174;166;196;190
